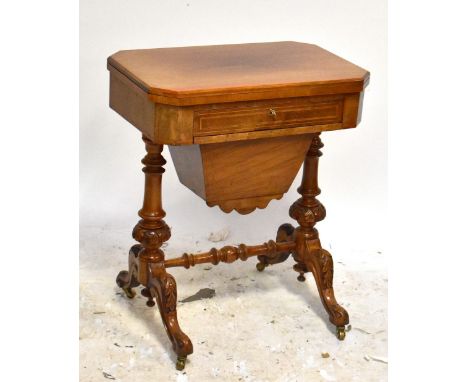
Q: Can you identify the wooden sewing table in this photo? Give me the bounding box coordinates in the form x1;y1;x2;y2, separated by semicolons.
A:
107;41;369;370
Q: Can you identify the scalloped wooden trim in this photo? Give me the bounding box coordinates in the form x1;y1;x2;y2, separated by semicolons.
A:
206;194;284;215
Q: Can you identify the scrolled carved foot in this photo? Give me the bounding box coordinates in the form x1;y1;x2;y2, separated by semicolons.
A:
149;268;193;363
256;223;295;271
303;248;349;328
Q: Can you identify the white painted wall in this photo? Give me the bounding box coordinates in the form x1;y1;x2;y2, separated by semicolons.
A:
80;0;387;253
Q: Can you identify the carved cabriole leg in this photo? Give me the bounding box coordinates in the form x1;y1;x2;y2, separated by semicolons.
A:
116;136;192;370
289;133;349;340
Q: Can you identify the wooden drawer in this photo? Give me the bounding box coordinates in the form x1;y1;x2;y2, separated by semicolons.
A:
193;96;344;136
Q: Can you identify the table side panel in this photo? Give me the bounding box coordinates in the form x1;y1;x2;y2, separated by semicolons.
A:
155;104;194;145
109;67;194;145
342;92;364;128
109;69;156;141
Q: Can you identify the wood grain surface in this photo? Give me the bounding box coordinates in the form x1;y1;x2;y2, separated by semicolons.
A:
108;41;369;106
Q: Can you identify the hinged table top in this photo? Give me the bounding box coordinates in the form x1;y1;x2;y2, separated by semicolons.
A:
108;41;369;106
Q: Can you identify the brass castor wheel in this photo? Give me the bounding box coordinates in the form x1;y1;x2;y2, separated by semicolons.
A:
141;288;155;308
176;356;187;371
116;271;136;299
297;273;306;282
122;287;136;299
141;287;155;307
336;326;346;341
293;263;307;282
256;262;266;272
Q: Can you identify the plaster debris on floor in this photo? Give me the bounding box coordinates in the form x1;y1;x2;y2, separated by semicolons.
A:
208;227;230;242
80;226;387;381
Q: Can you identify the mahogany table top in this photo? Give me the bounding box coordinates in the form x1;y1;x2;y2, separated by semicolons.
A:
108;41;369;106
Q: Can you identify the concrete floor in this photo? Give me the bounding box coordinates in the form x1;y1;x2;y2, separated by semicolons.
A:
80;226;387;382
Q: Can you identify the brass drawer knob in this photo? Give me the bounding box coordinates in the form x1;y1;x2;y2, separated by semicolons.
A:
269;108;277;117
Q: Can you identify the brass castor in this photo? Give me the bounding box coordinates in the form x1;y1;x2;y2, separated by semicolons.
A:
256;262;266;272
297;273;306;282
141;287;155;307
176;356;187;371
336;326;346;341
116;271;136;299
122;287;136;299
293;263;307;282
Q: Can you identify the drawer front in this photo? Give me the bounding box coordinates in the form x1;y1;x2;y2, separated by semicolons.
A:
193;96;343;136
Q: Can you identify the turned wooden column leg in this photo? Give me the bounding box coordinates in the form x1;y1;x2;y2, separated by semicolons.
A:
116;136;193;370
289;134;349;340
